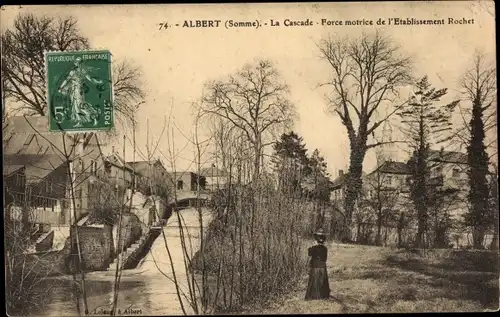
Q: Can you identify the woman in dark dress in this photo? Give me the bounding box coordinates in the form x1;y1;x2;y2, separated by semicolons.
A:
305;229;331;300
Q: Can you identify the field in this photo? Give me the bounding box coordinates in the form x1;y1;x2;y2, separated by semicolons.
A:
240;242;499;314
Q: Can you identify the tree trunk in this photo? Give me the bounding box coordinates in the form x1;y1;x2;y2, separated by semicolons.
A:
490;229;499;251
356;221;361;243
489;174;499;250
472;227;486;249
375;211;383;246
343;148;366;242
416;219;426;249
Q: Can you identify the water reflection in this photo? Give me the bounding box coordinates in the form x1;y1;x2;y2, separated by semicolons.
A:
27;277;146;316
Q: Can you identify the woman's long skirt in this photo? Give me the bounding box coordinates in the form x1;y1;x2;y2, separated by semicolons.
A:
305;267;331;300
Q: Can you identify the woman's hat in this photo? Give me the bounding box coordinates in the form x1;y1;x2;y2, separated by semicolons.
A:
314;228;326;236
313;229;326;241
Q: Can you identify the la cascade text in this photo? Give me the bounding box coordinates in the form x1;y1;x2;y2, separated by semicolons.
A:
158;17;475;30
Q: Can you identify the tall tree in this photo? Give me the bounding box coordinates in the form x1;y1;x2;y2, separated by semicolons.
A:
1;13;145;126
460;53;496;249
272;131;310;193
203;60;295;181
398;76;459;248
307;149;332;229
308;149;330;201
318;31;413;241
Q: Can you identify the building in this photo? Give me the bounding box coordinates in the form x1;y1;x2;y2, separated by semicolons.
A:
3;115;105;225
167;171;206;192
101;150;136;190
200;166;230;191
428;149;469;190
363;160;411;199
4;154;70;225
127;159;171;196
330;170;369;203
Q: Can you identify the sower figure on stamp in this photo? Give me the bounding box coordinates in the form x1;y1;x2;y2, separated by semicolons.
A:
58;57;102;127
305;228;331;300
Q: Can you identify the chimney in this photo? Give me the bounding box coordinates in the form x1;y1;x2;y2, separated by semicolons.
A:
339;169;344;176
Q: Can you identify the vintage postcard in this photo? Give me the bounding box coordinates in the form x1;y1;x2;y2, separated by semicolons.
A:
1;2;498;316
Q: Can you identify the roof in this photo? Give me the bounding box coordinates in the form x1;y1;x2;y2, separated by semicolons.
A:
3;115;100;160
200;166;228;177
429;150;468;164
127;160;166;173
330;173;348;189
105;153;134;171
127;160;172;184
371;161;411;175
4;154;67;184
3;165;24;177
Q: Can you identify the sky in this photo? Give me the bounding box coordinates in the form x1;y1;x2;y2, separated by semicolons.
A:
1;2;496;177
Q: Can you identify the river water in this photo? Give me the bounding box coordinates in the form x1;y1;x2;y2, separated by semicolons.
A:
23;208;212;317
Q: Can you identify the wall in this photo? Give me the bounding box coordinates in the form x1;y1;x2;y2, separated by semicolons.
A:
433;162;469;190
71;225;113;271
72;135;107;222
205;176;228;190
113;213;143;254
35;231;54;252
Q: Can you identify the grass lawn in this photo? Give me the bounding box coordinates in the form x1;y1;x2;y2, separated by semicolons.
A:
240;242;499;314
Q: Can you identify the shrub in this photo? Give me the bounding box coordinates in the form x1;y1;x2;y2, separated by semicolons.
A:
191;178;307;311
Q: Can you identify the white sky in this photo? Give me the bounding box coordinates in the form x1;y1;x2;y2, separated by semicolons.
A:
1;2;496;177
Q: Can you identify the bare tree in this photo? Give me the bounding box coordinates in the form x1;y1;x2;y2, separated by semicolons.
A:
362;156;401;246
207;117;237;173
318;31;413;241
202;60;295;180
1;13;145;125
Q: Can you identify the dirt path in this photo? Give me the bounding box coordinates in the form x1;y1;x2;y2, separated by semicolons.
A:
244;243;499;314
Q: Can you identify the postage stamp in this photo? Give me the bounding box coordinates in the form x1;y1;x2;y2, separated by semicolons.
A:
46;50;114;132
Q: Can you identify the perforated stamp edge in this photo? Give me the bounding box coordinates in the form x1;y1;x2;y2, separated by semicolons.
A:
43;48;116;135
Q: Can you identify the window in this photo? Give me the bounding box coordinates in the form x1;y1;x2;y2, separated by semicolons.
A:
177;180;184;190
452;168;461;178
435;166;443;177
104;161;112;174
16;173;25;187
46;181;52;193
406;176;411;185
94;161;98;174
24;134;35;146
384;176;392;186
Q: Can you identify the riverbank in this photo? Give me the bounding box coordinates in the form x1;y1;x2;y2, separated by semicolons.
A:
238;243;499;314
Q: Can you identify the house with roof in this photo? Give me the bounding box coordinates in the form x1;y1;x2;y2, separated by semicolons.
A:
427;149;469;190
167;171;207;192
127;159;172;196
363;160;412;200
100;149;137;190
3;115;105;225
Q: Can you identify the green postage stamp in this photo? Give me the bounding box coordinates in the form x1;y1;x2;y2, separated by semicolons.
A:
46;50;114;132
